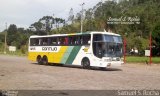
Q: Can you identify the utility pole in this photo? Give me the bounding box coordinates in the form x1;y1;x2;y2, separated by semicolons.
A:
123;36;126;64
4;23;7;54
80;3;85;33
149;32;152;65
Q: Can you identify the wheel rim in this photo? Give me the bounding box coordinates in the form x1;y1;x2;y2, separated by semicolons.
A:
43;57;48;65
82;59;90;69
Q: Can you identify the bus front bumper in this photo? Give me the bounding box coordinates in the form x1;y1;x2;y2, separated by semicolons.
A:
98;57;124;68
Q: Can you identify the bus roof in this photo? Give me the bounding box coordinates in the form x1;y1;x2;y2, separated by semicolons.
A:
30;31;121;38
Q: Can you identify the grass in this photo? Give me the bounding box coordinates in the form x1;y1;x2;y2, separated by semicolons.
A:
126;56;160;64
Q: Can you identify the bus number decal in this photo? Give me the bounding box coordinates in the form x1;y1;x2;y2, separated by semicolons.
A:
30;47;36;50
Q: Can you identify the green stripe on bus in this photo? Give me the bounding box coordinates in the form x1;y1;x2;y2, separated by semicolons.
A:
65;46;81;64
60;46;74;64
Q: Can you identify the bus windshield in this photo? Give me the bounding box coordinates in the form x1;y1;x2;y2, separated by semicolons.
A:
93;34;123;58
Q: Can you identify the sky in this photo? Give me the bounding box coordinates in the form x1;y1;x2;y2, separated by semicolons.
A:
0;0;102;32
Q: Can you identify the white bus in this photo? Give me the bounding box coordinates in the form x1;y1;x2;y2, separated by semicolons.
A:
28;31;123;69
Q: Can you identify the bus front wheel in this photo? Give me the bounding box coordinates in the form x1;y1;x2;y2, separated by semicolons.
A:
81;58;90;69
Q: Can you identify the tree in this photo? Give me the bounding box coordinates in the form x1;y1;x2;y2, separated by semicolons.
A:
31;21;46;35
152;23;160;46
0;33;5;52
152;22;160;56
31;15;65;35
68;8;74;24
7;24;18;46
40;16;53;35
0;34;4;43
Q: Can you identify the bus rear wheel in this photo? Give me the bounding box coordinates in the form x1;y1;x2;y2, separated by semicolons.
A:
81;58;90;69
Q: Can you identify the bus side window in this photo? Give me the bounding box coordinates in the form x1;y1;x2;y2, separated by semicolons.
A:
57;37;64;45
79;36;83;45
75;36;82;45
38;38;42;46
72;36;77;45
64;37;68;45
30;38;38;46
75;36;80;45
83;35;91;45
68;36;82;46
42;38;48;45
35;39;39;46
61;37;65;45
69;36;74;45
50;37;57;45
48;37;51;45
80;37;83;45
76;37;79;45
57;37;60;45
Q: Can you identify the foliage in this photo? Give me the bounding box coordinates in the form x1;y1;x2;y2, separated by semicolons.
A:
0;42;4;52
152;22;160;56
31;21;46;35
152;22;160;47
20;45;28;54
31;16;65;35
3;24;29;51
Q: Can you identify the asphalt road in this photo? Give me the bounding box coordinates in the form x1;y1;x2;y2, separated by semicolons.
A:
0;55;160;90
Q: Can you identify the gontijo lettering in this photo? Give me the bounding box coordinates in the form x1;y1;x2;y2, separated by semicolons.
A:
42;47;57;51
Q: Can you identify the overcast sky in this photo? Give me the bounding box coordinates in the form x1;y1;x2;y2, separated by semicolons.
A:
0;0;102;32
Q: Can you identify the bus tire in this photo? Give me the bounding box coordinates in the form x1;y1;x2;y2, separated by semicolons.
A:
99;67;107;70
37;55;42;65
81;57;90;69
42;56;48;65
